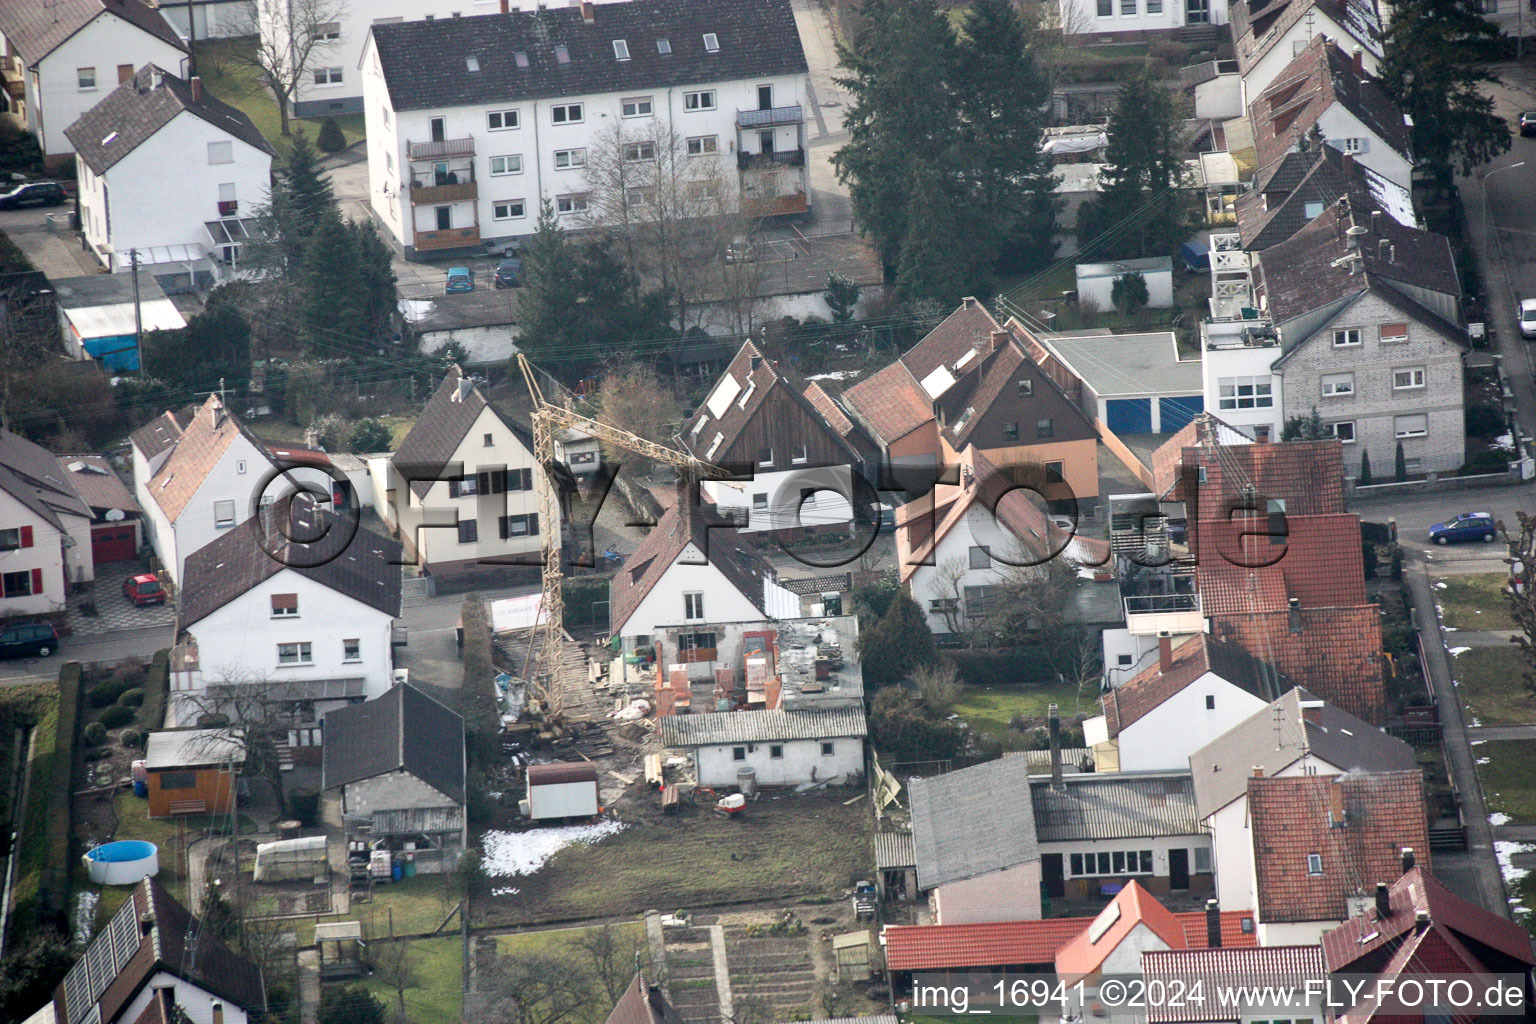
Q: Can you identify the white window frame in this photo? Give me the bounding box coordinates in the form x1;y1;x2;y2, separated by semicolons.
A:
621;96;653;118
1321;373;1354;397
1328;421;1356;443
683;90;717;111
686;135;719;156
551;103;584;124
1217;375;1274;410
77;67;96;91
342;638;361;663
492;199;526;221
1392;366;1426;390
1394;414;1428;438
207;141;233;165
317;20;340;40
1120;0;1137;14
1332;328;1362;347
489;155;523;175
702;32;719;52
624;140;657;163
277;642;313;666
556;193;589;214
1306;852;1324;875
213;499;237;528
313;66;343;86
1379;322;1409;343
488;109;519;131
554;148;586;169
684;592;705;620
1096;0;1113;14
612;39;630;60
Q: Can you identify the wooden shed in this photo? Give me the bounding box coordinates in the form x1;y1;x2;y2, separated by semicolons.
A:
143;728;244;818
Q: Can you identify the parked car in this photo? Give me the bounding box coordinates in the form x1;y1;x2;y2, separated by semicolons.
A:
1520;299;1536;339
0;181;66;210
445;267;474;294
494;257;523;288
1521;112;1536;137
1428;512;1498;545
123;573;167;606
0;621;57;659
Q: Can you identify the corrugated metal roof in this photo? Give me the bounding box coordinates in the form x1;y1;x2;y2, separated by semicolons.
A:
1030;770;1201;842
874;831;915;869
369;806;466;836
910;757;1038;890
1142;945;1327;1023
657;707;866;747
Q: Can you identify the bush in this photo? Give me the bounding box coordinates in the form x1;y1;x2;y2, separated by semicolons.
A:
288;787;319;825
81;722;106;746
1466;402;1505;439
116;688;144;709
119;729;143;749
97;705;134;729
89;679;137;708
346;417;393;454
1148;39;1192;63
310;412;350;451
316;117;348;153
948;648;1053;687
1462;450;1512;475
320;986;385;1024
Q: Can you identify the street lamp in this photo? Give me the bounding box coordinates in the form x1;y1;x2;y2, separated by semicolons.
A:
1482;161;1526;275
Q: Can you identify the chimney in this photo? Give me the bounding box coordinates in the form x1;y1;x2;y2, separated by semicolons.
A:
1371;210;1381;231
990;329;1011;353
1374;882;1390;918
1415;908;1431;931
580;0;594;22
1341;151;1354;174
1205;899;1222;948
1377;238;1389;262
1048;703;1063;788
1254;425;1271;444
1401;847;1416;873
500;0;509;9
190;76;203;102
212;1003;225;1024
1352;46;1364;75
1328;778;1345;825
1158;631;1173;673
1288;596;1302;634
1299;699;1324;727
210;395;225;429
1251;765;1264;778
1388;244;1395;264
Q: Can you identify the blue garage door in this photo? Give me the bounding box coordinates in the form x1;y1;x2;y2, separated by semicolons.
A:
1159;395;1204;433
1106;399;1152;434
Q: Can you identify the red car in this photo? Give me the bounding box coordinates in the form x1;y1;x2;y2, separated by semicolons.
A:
123;573;166;606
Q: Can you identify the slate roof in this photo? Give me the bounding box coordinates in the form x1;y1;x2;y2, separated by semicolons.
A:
909;756;1038;891
883;910;1257;972
605;974;689;1024
1142;946;1328;1023
1258;200;1462;335
0;0;183;64
55;877;263;1024
59;454;137;514
1322;866;1535;974
655;707;866;747
178;503;403;628
394;367;533;500
840;361;932;445
370;0;806;112
0;429;91;531
1055;881;1188;983
1102;633;1294;737
1029;770;1202;842
1232;0;1382;76
608;500;779;633
323;683;466;804
66;65;272;174
1248;770;1428;924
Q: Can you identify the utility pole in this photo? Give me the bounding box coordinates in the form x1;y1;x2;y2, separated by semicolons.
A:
129;248;143;354
186;0;198;77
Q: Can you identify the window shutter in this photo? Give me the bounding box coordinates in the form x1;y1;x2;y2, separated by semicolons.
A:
30;568;42;595
19;526;32;548
1355;138;1369;153
448;478;460;498
528;514;539;536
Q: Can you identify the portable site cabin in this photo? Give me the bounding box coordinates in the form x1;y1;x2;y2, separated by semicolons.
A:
252;834;328;882
524;763;600;821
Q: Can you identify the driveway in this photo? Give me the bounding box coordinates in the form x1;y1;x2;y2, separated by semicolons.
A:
0;201;101;279
793;0;854;233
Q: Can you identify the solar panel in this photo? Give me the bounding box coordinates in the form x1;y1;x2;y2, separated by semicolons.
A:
63;895;143;1023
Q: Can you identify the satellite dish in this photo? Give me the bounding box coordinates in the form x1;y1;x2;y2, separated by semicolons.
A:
105;508;125;522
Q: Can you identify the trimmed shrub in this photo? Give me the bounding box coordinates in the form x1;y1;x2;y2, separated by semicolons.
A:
97;705;134;729
81;722;106;746
119;729;143;749
316;117;348;153
116;688;144;709
948;648;1054;687
1466;402;1504;439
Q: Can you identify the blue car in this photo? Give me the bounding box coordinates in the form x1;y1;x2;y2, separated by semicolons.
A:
1428;512;1498;545
445;267;474;294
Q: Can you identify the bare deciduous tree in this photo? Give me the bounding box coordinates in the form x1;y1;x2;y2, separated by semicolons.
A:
912;660;963;714
926;556;970;636
574;923;640;1006
233;0;349;137
372;935;418;1024
467;951;594;1024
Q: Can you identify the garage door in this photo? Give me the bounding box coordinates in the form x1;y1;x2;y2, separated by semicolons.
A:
1105;399;1152;434
1159;395;1204;433
91;523;137;564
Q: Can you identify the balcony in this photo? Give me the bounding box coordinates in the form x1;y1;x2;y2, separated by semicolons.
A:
414;226;481;252
1;63;23;100
742;191;809;219
737;104;803;129
1123;590;1203;636
410;180;478;205
407;136;475;160
738;148;805;171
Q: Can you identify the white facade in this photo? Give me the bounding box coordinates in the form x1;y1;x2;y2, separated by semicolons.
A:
705;464;855;534
909;503;1046;636
1305;103;1412;194
1205;752;1339;912
617;538;799;641
1112;670;1271;772
370;404;544;573
115;971;251;1024
1241;13;1381;99
76;101;273;272
1059;0;1229;35
180;567;397;706
1042;835;1211;886
1201;330;1283;439
361;32;810;255
0;488;92;615
690;733;862;788
2;14;185;162
1101;629;1165;688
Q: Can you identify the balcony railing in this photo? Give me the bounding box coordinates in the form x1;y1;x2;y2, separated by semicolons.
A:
407;136;475;160
737;104;803;129
414;226;481;251
1123;593;1200;615
410;180;478;205
738;148;805;171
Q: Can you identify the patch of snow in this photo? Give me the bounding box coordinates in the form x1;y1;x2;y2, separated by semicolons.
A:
1493;840;1532;920
1494;433;1517;452
806;370;855;381
480;820;625;881
72;891;99;945
1444;626;1458;632
1435;581;1448;590
1491;812;1511;826
1449;646;1471;657
1479;757;1492;765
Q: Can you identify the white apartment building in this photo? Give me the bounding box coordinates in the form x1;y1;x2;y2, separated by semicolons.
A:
65;66;273;275
360;0;811;258
1059;0;1229;37
0;0;186;167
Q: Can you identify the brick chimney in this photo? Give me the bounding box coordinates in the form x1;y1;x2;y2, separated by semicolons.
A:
1299;699;1324;727
581;0;595;22
1351;46;1364;75
500;0;509;10
1158;631;1173;672
190;75;203;102
1251;765;1264;778
1341;152;1353;174
1205;899;1221;948
1401;847;1415;873
990;330;1011;353
1374;882;1390;917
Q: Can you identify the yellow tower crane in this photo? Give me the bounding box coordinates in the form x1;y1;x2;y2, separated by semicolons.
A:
516;354;730;723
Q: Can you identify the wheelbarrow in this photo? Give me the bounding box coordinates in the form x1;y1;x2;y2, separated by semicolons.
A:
713;793;747;819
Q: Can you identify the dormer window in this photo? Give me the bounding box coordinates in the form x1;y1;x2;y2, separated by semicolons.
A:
613;39;630;60
702;32;719;52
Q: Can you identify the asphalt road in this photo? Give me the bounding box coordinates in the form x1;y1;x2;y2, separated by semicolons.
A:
1351;481;1536;573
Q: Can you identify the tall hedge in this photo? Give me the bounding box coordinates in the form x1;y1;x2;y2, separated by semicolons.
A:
460;596;499;767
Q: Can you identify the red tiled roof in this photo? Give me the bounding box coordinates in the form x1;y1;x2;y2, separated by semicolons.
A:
900;296;1002;382
842;361;934;446
1249;771;1428;925
1212;604;1384;722
1168;434;1347;515
803;381;855;438
1056;881;1190;982
1104;633;1292;736
883;910;1257;972
1194;513;1366;611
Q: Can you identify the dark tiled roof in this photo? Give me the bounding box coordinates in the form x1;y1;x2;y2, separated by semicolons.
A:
129;407;190;461
1029;770;1202;842
370;0;807;112
1237;146;1378;249
393;367;532;500
1103;633;1294;736
909;756;1038;890
0;429;91;530
1190;688;1415;817
606;974;688;1024
1249;770;1427;924
66;65;273;175
323;683;466;803
0;0;183;64
178;504;403;628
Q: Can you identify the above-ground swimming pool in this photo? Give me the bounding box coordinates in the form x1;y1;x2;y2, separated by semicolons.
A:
84;840;159;885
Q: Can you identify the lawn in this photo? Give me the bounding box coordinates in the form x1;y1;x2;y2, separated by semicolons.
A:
1453;646;1536;727
494;922;648;1024
301;874;461;948
193;39;365;160
953;682;1096;748
1478;741;1536;824
1435;573;1516;631
360;935;464;1022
